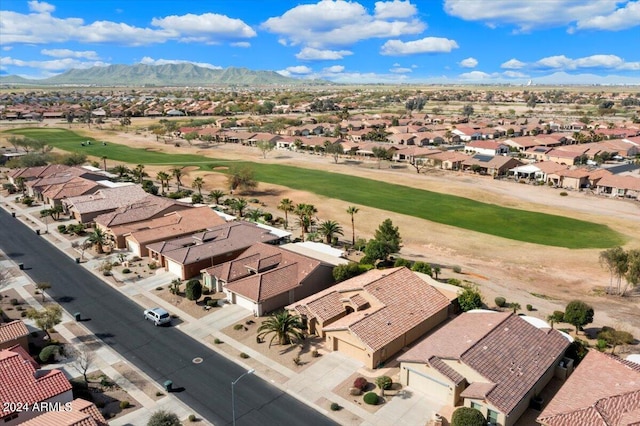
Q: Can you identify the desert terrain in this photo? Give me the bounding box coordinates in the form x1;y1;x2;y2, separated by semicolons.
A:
3;119;640;343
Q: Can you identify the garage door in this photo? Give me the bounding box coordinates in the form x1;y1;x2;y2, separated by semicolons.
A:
233;294;255;313
167;260;183;278
406;368;450;403
335;338;366;363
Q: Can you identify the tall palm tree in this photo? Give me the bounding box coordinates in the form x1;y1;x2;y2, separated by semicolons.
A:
192;176;205;196
170;167;183;191
246;208;264;222
208;189;225;205
132;164;147;184
87;227;108;254
346;206;359;246
278;198;294;230
231;198;248;218
156;171;170;194
294;203;317;240
318;220;344;245
257;311;305;348
101;156;107;171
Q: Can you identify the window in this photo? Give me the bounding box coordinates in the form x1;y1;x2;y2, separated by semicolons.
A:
471;402;482;411
487;409;499;425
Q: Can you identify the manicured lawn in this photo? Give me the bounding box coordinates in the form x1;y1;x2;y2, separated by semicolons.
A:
4;128;625;248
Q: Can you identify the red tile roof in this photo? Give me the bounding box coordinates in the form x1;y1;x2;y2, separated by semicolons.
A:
538;351;640;426
0;320;29;344
21;398;107;426
0;348;72;420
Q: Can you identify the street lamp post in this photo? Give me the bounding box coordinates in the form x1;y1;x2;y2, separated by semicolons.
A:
231;368;255;426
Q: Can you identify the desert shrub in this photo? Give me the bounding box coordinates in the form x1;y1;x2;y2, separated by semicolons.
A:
293;356;302;365
363;392;378;405
188;414;196;422
122;268;131;274
119;400;130;409
155;391;164;397
155;286;163;291
240;352;249;359
452;265;462;273
10;298;19;306
451;407;486;426
57;224;67;233
393;257;412;268
411;261;432;276
353;377;368;391
233;324;244;330
214;338;222;344
375;375;392;390
560;191;568;196
263;212;273;222
148;263;157;270
495;296;507;307
526;304;533;311
330;402;341;411
39;345;60;363
596;339;608;351
311;350;320;358
550;310;565;322
447;278;462;286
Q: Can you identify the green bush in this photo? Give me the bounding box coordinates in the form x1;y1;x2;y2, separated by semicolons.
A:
263;212;273;222
206;299;217;307
39;345;60;363
363;392;378;405
411;261;432;276
393;257;411;268
526;304;533;311
188;414;196;422
57;224;67;233
119;400;130;409
447;278;462;286
375;375;392;390
560;191;568;196
122;268;131;274
596;339;608;351
495;296;507;307
330;402;341;411
233;324;244;330
214;338;222;344
240;352;250;359
451;407;486;426
10;298;19;306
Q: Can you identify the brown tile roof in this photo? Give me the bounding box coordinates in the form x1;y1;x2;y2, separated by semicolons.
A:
428;356;466;386
459;380;497;399
401;311;569;415
64;185;148;214
95;195;191;227
21;398;108;426
538;351;640;426
0;348;72;420
0;320;29;344
150;221;279;265
8;164;71;180
294;267;450;351
41;177;102;200
209;243;323;302
122;206;226;245
597;174;640;191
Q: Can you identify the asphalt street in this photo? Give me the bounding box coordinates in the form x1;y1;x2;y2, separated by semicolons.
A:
0;208;337;426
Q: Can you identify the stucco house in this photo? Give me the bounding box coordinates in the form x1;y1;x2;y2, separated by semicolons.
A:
201;242;335;316
288;267;451;369
63;185;147;223
464;140;510;156
0;320;29;351
537;350;640;426
596;174;640;200
398;311;571;426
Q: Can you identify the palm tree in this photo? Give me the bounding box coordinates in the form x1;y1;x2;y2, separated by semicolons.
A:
112;164;130;179
318;220;344;245
87;227;108;254
278;198;294;230
257;311;305;348
208;189;225;205
170;167;183;191
246;208;264;222
101;156;107;171
132;164;147;184
231;198;248;218
156;171;170;194
346;206;359;246
433;266;441;280
294;203;317;240
192;177;205;196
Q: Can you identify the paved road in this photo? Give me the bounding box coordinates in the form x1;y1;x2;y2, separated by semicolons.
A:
0;209;336;426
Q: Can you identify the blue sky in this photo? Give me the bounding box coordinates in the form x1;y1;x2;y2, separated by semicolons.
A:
1;0;639;84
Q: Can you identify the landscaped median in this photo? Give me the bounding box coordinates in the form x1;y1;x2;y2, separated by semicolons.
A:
4;128;626;249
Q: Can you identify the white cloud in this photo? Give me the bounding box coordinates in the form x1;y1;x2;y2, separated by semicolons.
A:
535;54;635;70
380;37;459;55
460;57;478;68
374;0;418;19
574;1;640;31
41;49;99;60
139;57;222;69
459;70;493;80
323;65;345;73
501;58;526;69
0;56;108;72
277;65;313;76
295;47;353;60
262;0;425;48
390;66;412;73
503;70;528;78
231;42;251;48
0;7;254;46
444;0;632;32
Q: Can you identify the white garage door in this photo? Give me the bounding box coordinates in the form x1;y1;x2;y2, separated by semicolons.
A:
233;294;256;313
406;369;450;403
167;260;183;278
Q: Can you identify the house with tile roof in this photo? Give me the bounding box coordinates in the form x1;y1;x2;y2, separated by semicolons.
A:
62;185;148;223
0;347;73;426
537;350;640;426
462;154;523;177
596;174;640;200
545;168;591;190
398;311;571;426
464;140;510;156
117;206;227;256
148;221;281;280
0;320;29;351
288;267;451;369
201;242;334;316
21;398;107;426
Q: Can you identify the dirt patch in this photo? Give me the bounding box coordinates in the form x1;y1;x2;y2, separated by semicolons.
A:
111;361;165;401
152;287;226;320
80;370;142;421
220;315;326;371
316;396;363;425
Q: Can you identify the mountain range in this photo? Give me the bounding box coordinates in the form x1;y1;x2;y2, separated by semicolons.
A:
0;64;328;87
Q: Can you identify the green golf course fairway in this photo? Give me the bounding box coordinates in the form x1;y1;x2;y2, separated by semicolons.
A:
4;128;626;249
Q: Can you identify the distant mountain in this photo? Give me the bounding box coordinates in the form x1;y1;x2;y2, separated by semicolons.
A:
0;64;328;87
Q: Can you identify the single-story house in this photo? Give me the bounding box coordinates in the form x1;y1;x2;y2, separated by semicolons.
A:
537;350;640;426
21;398;108;426
147;221;281;280
399;311;571;426
546;168;591;190
201;242;335;316
119;206;227;256
464;140;510;156
288;267;451;369
462;155;523;176
63;185;147;223
596;174;640;200
0;320;29;351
